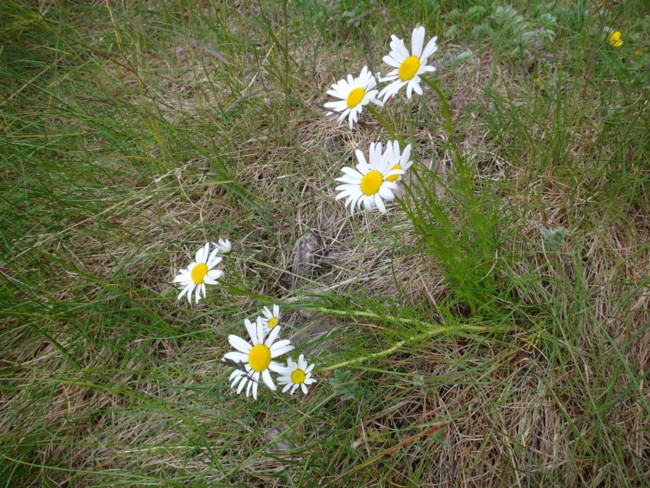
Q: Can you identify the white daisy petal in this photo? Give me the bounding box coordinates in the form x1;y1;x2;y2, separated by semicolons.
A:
412;26;425;57
374;194;387;213
229;335;252;353
269;361;285;373
383;55;401;68
237;376;248;394
194;285;201;304
177;283;193;301
195;246;204;264
206;247;219;266
378;185;395;200
206;254;222;269
262;369;276;391
173;272;189;283
355;149;368;166
341;166;362;177
244;318;257;344
363;197;375;212
391;35;410;59
421;36;438;60
230;375;243;389
265;325;281;346
207;269;224;279
336;174;362;185
271;343;295;358
255;318;266;345
324;100;348;111
203;276;218;285
223;351;248;363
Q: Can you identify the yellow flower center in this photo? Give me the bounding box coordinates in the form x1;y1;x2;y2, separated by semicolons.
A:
191;263;209;284
248;344;271;372
398;56;421;81
360;170;383;196
385;164;402;182
291;368;306;384
346;87;366;109
267;317;278;329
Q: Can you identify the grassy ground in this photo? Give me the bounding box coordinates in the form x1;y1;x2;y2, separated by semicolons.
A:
1;1;648;486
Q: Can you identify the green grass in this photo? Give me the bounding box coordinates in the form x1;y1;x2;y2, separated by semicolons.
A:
1;1;648;486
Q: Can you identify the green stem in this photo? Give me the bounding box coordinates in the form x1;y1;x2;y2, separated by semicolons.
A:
322;323;489;371
366;104;403;146
421;76;454;143
420;75;467;172
305;306;432;327
421;75;477;209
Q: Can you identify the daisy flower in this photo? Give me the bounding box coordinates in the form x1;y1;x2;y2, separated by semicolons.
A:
223;317;294;400
278;354;317;395
260;304;281;334
378;26;438;102
324;66;382;129
173;242;224;304
213;238;232;254
335;141;403;215
608;31;623;48
383;141;413;183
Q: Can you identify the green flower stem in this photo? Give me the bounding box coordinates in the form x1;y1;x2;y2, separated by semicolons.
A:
421;75;467;178
422;77;454;140
305;306;431;327
321;322;490;372
421;74;491;280
366;104;403;146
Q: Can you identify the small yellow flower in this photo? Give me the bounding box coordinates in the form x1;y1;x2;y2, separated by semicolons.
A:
534;76;542;85
608;31;623;48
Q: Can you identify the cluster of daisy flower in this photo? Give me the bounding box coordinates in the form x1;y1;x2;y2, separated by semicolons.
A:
325;26;439;215
223;306;316;399
171;27;441;401
173;243;316;399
